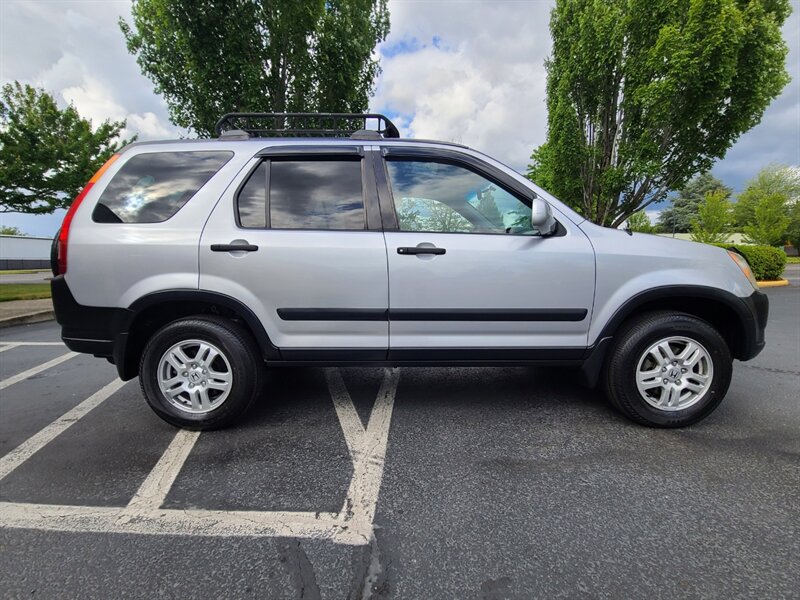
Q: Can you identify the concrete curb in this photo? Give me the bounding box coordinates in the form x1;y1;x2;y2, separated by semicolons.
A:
758;279;790;288
0;310;55;329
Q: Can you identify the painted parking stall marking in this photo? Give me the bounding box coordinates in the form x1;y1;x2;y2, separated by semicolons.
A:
0;351;77;391
1;342;66;353
125;429;201;511
0;361;401;546
0;378;126;481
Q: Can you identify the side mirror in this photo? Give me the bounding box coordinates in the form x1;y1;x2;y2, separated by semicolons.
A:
530;197;556;236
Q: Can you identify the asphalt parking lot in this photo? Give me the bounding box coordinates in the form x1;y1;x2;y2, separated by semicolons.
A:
1;285;798;599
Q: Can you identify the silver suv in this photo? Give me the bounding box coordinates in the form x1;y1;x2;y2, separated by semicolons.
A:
50;113;768;430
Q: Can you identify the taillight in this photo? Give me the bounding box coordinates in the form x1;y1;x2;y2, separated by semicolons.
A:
56;154;119;275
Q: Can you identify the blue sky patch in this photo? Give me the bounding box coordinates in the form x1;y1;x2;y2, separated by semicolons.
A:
380;37;422;58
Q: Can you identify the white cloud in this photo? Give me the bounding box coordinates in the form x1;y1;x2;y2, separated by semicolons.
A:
126;112;175;139
372;0;552;171
61;75;127;124
60;74;177;141
0;0;180;143
373;0;800;183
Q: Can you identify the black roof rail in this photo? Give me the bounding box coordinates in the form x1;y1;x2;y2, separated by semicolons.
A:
214;112;400;139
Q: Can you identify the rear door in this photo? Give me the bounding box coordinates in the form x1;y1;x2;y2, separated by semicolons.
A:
376;147;595;359
200;146;389;358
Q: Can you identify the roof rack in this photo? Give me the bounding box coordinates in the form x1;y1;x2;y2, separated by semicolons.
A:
214;112;400;139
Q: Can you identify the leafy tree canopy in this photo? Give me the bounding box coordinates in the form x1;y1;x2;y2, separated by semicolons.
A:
742;191;792;246
691;189;732;243
0;225;25;235
657;173;731;233
0;82;130;214
120;0;390;136
786;196;800;248
528;0;792;227
626;210;654;233
733;164;800;226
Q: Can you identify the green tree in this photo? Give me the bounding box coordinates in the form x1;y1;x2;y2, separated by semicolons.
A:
786;198;800;248
0;82;130;214
657;173;731;233
0;225;24;235
626;210;654;233
526;144;554;192
120;0;390;136
690;189;732;243
733;164;800;227
743;191;791;246
529;0;792;227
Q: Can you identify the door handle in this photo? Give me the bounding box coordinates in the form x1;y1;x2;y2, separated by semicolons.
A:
210;243;259;252
397;246;446;256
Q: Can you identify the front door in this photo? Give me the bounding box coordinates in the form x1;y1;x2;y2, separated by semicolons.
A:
378;151;595;359
200;147;389;357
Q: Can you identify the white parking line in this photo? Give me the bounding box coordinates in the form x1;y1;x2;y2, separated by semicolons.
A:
0;341;66;354
0;341;65;346
0;367;401;545
325;368;367;459
0;502;365;544
0;378;126;482
0;351;78;391
126;429;200;511
340;368;400;527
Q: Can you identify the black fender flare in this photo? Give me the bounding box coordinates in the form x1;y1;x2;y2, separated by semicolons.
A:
115;289;281;380
580;285;766;387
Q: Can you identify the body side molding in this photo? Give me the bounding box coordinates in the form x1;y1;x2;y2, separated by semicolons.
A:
276;308;588;322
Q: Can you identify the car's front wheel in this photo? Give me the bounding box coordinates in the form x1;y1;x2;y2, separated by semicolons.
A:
139;316;263;430
604;311;732;427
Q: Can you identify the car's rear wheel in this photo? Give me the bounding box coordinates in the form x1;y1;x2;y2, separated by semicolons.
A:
604;311;732;427
140;316;263;430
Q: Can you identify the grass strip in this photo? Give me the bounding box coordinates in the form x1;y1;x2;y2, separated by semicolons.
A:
0;283;52;302
0;269;50;275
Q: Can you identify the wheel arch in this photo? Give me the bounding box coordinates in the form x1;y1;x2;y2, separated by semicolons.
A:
581;285;760;387
115;290;279;381
600;286;755;357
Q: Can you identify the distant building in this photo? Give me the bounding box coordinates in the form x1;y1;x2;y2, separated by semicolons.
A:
0;235;52;270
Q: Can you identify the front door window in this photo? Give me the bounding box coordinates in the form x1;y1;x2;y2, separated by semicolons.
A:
385;160;535;235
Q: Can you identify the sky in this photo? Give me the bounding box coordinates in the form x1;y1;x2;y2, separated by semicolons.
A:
1;0;798;237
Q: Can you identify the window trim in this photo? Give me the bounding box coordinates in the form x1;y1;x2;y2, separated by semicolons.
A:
234;153;381;232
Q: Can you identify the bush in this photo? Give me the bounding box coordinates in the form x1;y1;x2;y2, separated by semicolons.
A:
711;243;787;281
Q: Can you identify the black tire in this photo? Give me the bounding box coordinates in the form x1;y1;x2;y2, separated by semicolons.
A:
603;311;732;427
139;316;264;430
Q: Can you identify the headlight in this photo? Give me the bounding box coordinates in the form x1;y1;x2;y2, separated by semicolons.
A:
727;250;759;290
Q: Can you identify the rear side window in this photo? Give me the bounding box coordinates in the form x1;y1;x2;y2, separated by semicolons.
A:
236;159;365;230
92;151;233;223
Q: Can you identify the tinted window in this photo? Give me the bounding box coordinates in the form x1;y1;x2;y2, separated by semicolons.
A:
237;162;267;228
92;151;232;223
270;160;364;230
386;160;534;235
